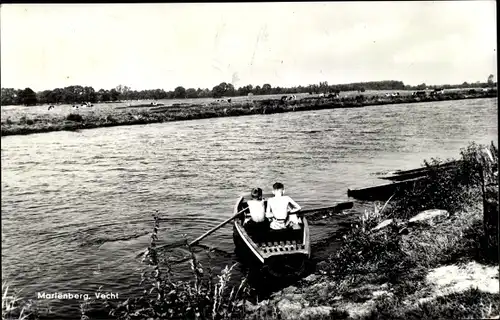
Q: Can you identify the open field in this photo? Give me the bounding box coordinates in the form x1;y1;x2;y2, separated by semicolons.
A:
1;88;497;136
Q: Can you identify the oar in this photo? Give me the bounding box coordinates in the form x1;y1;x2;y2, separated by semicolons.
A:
189;207;248;247
301;201;354;214
301;201;354;221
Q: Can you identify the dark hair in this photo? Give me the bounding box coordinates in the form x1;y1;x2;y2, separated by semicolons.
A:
273;182;284;190
251;188;263;200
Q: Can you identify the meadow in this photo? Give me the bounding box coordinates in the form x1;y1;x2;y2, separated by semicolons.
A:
2;88;496;137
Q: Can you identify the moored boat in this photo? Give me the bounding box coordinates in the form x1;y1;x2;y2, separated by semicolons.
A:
232;196;311;276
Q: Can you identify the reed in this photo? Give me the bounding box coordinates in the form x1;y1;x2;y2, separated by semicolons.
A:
105;210;251;320
1;282;47;320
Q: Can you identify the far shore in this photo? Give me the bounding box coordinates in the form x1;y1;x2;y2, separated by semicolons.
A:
1;89;497;137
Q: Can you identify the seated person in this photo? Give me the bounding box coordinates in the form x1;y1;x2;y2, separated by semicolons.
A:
244;188;266;224
244;188;268;239
266;182;302;230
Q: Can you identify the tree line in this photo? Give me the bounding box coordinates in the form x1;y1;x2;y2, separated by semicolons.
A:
1;77;496;106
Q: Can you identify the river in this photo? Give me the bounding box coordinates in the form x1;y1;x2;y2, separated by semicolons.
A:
1;98;497;318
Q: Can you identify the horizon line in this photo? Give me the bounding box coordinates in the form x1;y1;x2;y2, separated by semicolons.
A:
1;78;495;93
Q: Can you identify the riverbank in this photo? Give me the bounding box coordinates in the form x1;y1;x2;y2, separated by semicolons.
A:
1;89;497;137
242;142;499;320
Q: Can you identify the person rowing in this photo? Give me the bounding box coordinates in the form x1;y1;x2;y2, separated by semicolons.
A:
266;182;302;230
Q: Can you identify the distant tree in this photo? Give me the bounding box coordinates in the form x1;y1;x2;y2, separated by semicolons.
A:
253;85;261;95
1;88;20;106
97;89;110;102
173;86;186;99
319;81;329;93
18;87;38;106
261;83;272;95
198;88;211;98
416;83;426;90
226;83;236;97
115;85;131;100
273;86;283;94
109;88;120;101
212;82;228;98
185;88;198;99
488;74;495;86
237;84;253;96
37;90;54;104
83;86;97;103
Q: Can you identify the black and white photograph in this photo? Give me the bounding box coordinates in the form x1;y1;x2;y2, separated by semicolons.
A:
1;2;498;320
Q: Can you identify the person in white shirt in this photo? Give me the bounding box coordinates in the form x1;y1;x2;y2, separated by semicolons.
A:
266;182;302;230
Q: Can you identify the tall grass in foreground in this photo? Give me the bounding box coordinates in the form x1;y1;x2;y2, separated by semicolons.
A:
2;282;49;320
103;211;251;320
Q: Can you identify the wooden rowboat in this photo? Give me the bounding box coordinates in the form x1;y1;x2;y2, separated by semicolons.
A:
379;160;462;181
232;196;311;276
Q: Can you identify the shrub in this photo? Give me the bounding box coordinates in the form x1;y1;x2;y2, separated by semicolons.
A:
387;142;497;219
327;142;498;284
66;113;84;122
105;115;117;123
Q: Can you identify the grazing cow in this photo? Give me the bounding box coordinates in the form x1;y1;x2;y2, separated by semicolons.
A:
430;88;444;96
319;93;325;98
227;99;232;103
48;105;55;110
413;91;427;97
281;95;288;101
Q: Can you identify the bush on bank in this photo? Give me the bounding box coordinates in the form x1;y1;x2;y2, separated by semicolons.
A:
319;141;498;319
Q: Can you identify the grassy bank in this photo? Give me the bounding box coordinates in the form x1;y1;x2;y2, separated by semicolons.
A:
242;141;499;320
3;142;498;320
1;89;497;137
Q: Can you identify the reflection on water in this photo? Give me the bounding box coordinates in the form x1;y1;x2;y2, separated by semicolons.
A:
1;98;497;318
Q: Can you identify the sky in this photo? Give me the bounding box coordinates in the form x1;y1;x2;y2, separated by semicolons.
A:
0;2;497;92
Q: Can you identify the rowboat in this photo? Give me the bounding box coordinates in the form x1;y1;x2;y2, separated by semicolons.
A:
232;196;311;276
378;160;462;181
347;177;426;201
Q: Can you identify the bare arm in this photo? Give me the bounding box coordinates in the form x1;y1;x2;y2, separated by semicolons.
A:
265;199;273;219
288;197;302;213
